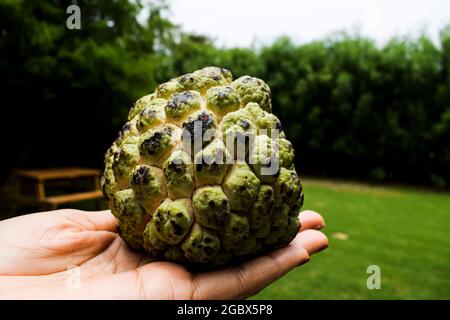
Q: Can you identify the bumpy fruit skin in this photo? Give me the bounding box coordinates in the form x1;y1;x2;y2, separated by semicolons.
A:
102;66;303;267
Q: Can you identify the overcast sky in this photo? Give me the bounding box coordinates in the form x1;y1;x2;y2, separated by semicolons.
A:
157;0;450;47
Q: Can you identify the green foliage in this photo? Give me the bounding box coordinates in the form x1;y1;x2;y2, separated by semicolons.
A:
0;0;176;180
0;0;449;187
257;34;450;187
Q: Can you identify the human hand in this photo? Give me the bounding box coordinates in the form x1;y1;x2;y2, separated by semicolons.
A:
0;208;327;299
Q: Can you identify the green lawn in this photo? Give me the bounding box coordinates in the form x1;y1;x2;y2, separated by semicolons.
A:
253;179;450;299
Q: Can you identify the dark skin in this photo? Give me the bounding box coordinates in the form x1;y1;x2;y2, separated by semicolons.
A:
0;209;327;299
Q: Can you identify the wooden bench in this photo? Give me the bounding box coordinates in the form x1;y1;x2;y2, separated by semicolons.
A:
14;167;104;211
45;190;104;207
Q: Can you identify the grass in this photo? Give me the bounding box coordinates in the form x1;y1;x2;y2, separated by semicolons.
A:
252;179;450;299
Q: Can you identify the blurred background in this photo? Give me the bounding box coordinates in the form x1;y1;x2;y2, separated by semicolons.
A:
0;0;449;299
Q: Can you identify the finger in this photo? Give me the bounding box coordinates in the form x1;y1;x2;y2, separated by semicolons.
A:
192;229;328;300
89;210;118;232
292;229;329;255
299;210;325;231
67;209;118;232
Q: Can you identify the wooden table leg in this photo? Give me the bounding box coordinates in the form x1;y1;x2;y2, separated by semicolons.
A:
94;175;101;210
36;181;46;199
94;175;101;190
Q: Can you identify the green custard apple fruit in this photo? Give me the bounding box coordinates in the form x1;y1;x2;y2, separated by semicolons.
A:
102;66;304;267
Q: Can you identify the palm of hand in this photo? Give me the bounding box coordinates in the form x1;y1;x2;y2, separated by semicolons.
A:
0;209;327;299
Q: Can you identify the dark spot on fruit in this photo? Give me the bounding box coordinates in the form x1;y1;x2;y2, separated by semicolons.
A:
208;200;215;207
204;247;214;255
176;212;184;218
240;185;246;192
218;91;227;99
182;111;215;141
158;83;169;91
168;161;185;174
131;166;151;185
144;132;162;153
138;110;157;129
275;121;282;130
183;111;214;136
167;91;195;112
141;129;171;156
240;119;250;130
220;68;230;75
171;221;184;236
198;111;214;128
179;74;195;85
141;108;156;119
117;123;131;140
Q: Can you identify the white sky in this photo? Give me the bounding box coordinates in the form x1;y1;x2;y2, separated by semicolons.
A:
158;0;450;47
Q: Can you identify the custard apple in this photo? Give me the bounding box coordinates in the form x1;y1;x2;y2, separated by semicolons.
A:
102;67;304;267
